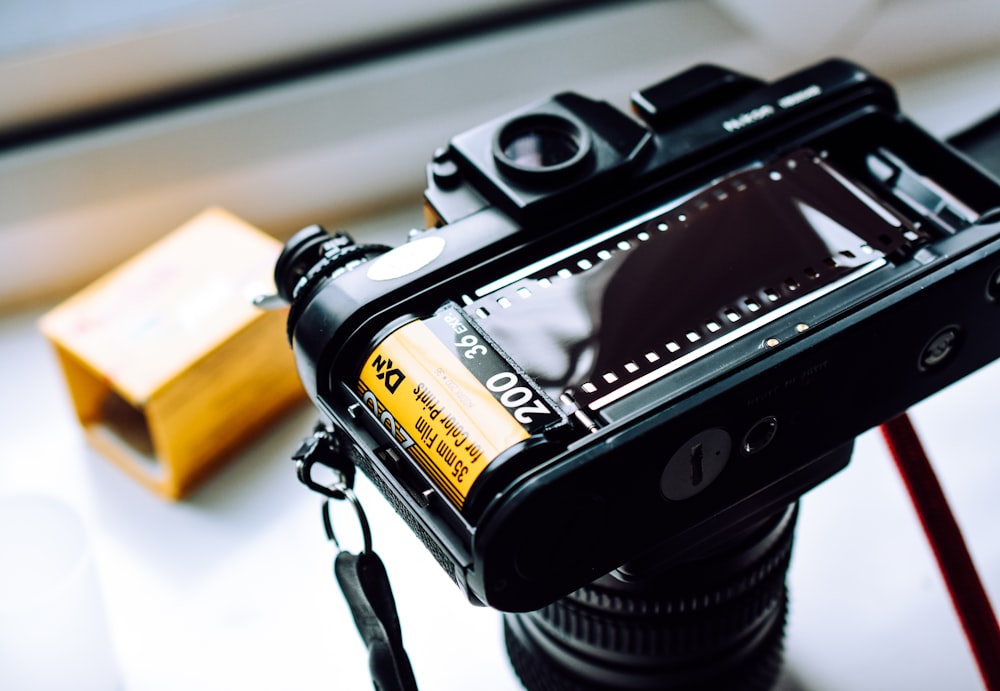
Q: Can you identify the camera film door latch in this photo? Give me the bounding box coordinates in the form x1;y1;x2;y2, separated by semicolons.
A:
292;422;420;691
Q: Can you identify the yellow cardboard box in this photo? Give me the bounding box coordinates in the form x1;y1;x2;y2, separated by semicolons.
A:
40;208;304;498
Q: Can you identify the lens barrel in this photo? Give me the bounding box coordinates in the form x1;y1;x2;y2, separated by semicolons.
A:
504;504;798;690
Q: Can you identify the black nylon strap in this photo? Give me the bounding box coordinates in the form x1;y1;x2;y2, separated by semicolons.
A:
334;550;419;691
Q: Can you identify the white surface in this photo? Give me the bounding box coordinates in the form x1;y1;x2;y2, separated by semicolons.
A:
2;280;999;690
0;494;120;690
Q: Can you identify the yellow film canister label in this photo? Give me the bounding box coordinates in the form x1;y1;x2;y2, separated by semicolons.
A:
358;306;559;509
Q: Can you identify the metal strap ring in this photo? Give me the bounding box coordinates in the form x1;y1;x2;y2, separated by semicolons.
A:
322;485;373;555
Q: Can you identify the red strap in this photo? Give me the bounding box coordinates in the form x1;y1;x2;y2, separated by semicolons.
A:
880;412;1000;690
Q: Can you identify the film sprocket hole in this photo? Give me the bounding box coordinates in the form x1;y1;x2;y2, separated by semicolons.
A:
273;59;1000;689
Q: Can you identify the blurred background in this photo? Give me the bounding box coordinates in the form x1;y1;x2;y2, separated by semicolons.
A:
4;0;1000;306
1;1;998;689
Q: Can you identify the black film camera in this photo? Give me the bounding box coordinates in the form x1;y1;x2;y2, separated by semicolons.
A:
274;60;1000;689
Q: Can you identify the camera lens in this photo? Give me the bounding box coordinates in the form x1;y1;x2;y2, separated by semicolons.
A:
505;504;798;690
494;113;592;183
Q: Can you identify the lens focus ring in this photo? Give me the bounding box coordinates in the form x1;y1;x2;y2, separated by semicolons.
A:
504;504;798;690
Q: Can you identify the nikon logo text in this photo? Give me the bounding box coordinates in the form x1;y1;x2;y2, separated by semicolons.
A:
722;104;775;133
778;84;822;109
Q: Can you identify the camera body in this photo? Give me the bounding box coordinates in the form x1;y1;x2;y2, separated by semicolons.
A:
278;59;1000;612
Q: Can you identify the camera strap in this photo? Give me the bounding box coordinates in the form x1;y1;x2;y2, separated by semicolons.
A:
880;413;1000;689
294;423;420;691
332;544;419;691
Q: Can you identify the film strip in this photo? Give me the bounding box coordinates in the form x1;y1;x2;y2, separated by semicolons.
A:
466;150;925;412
